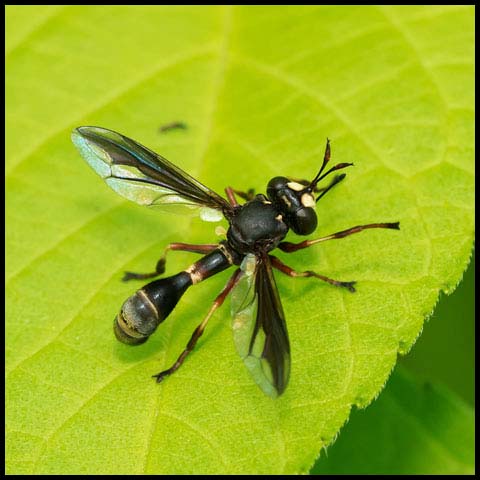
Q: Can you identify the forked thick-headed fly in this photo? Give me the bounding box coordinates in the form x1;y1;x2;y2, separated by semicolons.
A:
72;126;399;398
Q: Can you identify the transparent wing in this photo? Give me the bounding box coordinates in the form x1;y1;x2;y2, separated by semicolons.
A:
72;126;232;221
231;254;290;397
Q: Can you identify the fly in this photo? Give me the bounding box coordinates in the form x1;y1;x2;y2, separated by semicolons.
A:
72;126;400;398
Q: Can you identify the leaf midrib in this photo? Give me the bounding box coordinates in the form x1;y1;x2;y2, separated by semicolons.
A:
143;5;236;474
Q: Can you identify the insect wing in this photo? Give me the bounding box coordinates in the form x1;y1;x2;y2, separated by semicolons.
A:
231;254;290;397
72;126;231;221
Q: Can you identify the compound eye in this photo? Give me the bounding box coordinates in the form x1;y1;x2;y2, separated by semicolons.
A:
267;176;289;201
290;207;317;235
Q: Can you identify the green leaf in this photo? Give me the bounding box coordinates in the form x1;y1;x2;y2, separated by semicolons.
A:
6;5;474;474
311;367;475;475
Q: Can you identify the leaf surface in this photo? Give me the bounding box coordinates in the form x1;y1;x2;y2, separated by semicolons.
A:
6;5;474;474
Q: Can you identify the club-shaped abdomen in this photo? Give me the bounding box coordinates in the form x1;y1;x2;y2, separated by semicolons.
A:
114;272;192;345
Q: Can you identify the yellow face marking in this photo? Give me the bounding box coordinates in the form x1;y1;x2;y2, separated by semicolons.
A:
301;193;315;208
275;214;283;221
287;181;305;191
280;195;291;208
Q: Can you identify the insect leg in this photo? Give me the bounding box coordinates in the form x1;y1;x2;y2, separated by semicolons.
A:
225;186;255;205
278;222;400;253
232;187;256;202
122;243;219;282
152;267;243;383
269;255;356;292
225;186;239;206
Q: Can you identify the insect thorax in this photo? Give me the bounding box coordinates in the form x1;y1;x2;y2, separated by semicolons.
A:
227;195;289;255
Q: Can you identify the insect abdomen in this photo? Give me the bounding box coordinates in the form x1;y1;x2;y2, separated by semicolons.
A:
114;272;192;345
114;247;237;345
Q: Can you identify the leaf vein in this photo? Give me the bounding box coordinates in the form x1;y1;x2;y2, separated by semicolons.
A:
7;45;216;175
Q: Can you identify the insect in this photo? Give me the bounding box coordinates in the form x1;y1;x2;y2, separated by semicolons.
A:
72;126;400;398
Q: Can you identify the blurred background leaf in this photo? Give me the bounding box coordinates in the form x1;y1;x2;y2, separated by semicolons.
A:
311;366;474;475
400;253;475;406
311;255;475;474
6;5;474;474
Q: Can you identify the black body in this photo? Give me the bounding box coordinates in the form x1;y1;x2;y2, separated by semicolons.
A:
227;194;289;255
115;246;238;345
72;126;399;398
115;272;192;345
116;191;291;345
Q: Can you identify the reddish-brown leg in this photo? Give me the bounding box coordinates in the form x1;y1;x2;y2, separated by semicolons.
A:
225;186;255;205
232;187;255;202
153;268;243;382
278;222;400;253
269;255;356;293
225;186;239;207
123;242;218;282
